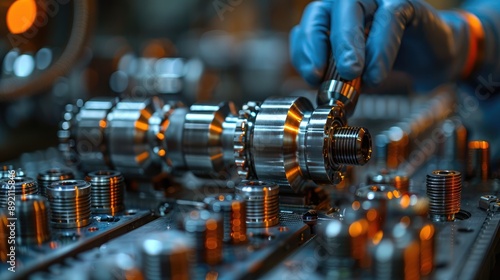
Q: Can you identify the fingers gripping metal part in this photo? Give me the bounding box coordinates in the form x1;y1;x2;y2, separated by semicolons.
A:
318;54;362;117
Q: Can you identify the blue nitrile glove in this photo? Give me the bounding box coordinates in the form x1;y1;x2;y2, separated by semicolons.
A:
290;0;499;90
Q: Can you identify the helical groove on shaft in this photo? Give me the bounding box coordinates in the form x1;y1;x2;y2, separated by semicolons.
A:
426;170;462;222
332;127;372;166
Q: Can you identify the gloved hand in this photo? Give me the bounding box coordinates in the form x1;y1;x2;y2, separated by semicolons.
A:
290;0;471;90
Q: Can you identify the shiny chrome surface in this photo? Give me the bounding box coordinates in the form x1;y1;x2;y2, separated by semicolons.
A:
182;102;237;177
236;180;280;228
106;97;165;177
46;180;91;228
204;194;247;244
0;177;38;208
183;210;223;265
37;168;75;197
234;101;261;179
15;195;51;246
426;170;462;222
85;170;125;215
75;97;118;171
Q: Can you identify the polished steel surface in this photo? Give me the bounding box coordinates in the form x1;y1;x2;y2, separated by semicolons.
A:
46;180;91;228
234;101;261;179
236;180;280;228
426;170;462;222
182;102;237;177
37;168;75;197
106;97;165;177
0;177;38;208
204;194;247;244
85;170;125;215
15;195;51;246
467;140;490;181
183;210;223;265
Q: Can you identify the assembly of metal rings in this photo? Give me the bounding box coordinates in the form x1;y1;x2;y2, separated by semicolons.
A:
46;180;91;228
140;230;193;280
15;195;51;245
37;168;75;197
0;177;38;208
426;170;462;222
235;180;280;228
204;194;247;244
85;170;125;214
183;210;223;265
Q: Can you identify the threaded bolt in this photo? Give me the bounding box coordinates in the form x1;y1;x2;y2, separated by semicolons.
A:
426;170;462;222
332;127;372;166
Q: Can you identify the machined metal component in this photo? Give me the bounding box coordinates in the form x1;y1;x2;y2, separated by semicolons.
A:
183;210;223;265
251;97;371;191
467;140;490;181
15;195;51;245
46;180;91;228
234;101;261;179
140;230;193;280
37;168;75;197
106;97;167;177
0;165;25;179
75;97;118;171
317;219;354;278
204;194;247;244
437;118;467;170
426;170;462;222
418;222;436;276
182;102;237;177
356;185;401;201
85;170;125;215
236;180;280;228
318;55;361;117
0;177;38;208
89;253;143;280
478;195;500;212
58;102;83;166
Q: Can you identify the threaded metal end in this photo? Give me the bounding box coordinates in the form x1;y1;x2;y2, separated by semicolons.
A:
46;180;91;228
37;168;74;197
426;170;462;222
235;180;279;228
85;170;125;215
332;127;372;166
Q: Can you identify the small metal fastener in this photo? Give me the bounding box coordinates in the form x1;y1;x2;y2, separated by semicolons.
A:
479;195;500;211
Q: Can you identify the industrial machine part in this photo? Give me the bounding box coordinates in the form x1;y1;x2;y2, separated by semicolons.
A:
235;180;280;228
204;194;247;243
60;95;372;191
15;195;51;246
183;210;223;265
140;230;193;280
426;170;462;221
467;140;490;181
317;53;361;117
46;180;92;228
0;177;38;208
85;170;125;215
37;168;75;197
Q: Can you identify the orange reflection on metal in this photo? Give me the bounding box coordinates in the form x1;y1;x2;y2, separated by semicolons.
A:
135;121;149;132
351;201;361;211
372;230;383;245
400;194;411;209
404;241;421;280
99;120;107;128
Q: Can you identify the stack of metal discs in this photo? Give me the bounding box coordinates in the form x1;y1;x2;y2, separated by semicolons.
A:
204;194;247;244
37;168;75;197
140;230;194;280
46;180;91;228
183;210;223;265
85;170;125;215
235;180;279;227
15;195;51;245
0;177;38;208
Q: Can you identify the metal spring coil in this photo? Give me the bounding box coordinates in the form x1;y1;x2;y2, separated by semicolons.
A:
16;195;51;245
204;194;247;244
46;180;91;228
426;170;462;221
37;168;74;197
85;170;125;215
0;177;38;208
235;180;279;228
